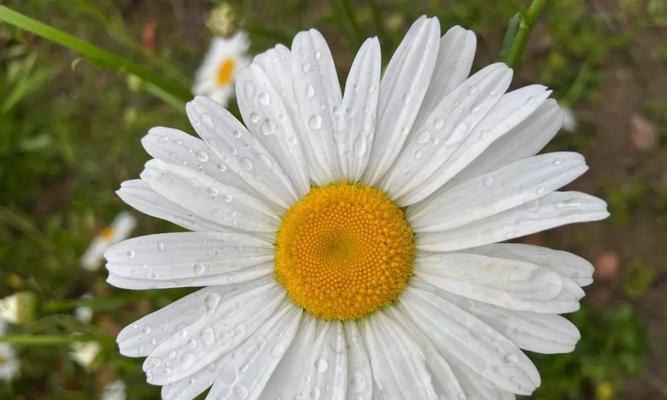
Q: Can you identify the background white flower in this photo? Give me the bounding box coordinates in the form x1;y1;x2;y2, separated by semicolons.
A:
192;32;250;106
0;320;19;382
81;212;136;271
107;16;608;399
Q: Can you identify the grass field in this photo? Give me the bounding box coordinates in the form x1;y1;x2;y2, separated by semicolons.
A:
1;1;666;399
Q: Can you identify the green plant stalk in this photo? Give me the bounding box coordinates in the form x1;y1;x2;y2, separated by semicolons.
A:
329;0;363;50
0;334;96;345
0;5;191;102
501;0;547;68
41;290;171;313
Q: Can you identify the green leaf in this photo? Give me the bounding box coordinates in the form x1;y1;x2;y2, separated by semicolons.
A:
0;5;191;103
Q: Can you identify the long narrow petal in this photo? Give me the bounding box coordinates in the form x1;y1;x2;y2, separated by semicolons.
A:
399;287;540;395
258;315;319;400
396;84;552;205
116;180;224;233
344;321;373;400
361;310;437;399
337;37;381;181
417;191;609;252
187;96;299;208
382;63;512;199
469;243;594;286
363;16;441;185
414;25;477;128
291;29;343;184
450;99;563;185
204;303;303;400
294;321;348;400
143;282;284;385
116;279;269;357
429;286;581;354
141;159;280;233
235;62;310;197
384;307;466;399
409;152;588;232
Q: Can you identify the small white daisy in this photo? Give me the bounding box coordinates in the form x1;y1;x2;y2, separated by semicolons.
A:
0;321;19;382
192;32;250;106
70;341;101;370
102;380;127;400
81;212;136;271
107;16;608;399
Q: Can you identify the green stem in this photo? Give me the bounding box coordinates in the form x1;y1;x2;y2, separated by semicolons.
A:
42;290;169;313
329;0;363;50
0;5;191;102
501;0;547;68
0;334;95;345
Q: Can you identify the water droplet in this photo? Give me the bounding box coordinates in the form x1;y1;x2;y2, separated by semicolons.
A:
241;158;254;171
310;387;321;400
126;250;136;258
249;112;261;124
217;163;227;171
433;118;445;130
552;158;562;165
483;176;494;187
536;186;546;195
413;150;423;160
470;103;482;114
504;353;518;364
259;153;273;168
200;113;214;129
468;85;478;95
527;96;536;104
207;186;219;198
219;368;238;385
302;62;312;72
157;242;165;252
306;85;315;98
446;122;468;145
260;119;274;136
315;358;328;373
142;326;152;334
222;194;233;203
193;263;206;275
234;384;249;399
204;294;221;313
168;350;176;359
259;92;271;105
416;131;432;144
201;327;216;347
308;114;322;130
195;150;209;162
351;373;366;392
181;353;196;369
314;50;322;60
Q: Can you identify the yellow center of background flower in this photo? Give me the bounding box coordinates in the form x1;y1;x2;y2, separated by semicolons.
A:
215;58;235;86
275;182;414;320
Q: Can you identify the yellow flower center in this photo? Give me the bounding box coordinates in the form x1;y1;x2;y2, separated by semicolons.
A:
275;182;414;320
215;57;235;87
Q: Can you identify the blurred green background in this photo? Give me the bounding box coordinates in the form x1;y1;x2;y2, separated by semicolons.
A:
0;0;666;399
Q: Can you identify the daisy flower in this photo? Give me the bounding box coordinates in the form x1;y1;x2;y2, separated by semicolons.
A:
192;32;250;106
81;212;136;271
106;16;608;399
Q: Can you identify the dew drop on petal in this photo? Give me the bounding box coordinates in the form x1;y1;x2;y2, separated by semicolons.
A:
195;150;209;162
308;114;322;130
259;92;271;105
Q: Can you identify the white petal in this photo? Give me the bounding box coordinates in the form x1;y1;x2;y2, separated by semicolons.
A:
116;280;267;357
432;288;580;354
399;287;540;395
384;307;466;399
186;96;299;208
409;152;588;232
141;127;261;199
415;25;477;127
337;37;381;181
361;310;437;399
204;303;303;400
236;63;310;197
291;29;343;184
414;252;564;304
470;243;594;286
451;99;563;184
344;321;373;400
143;282;284;385
105;231;272;280
141;159;279;233
116;179;223;232
397;84;552;205
446;358;517;400
363;16;441;185
294;321;347;400
258;315;319;400
382;63;512;200
417;191;609;252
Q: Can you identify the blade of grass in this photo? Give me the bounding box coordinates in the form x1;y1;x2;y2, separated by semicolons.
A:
500;0;547;68
0;5;191;102
329;0;363;50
